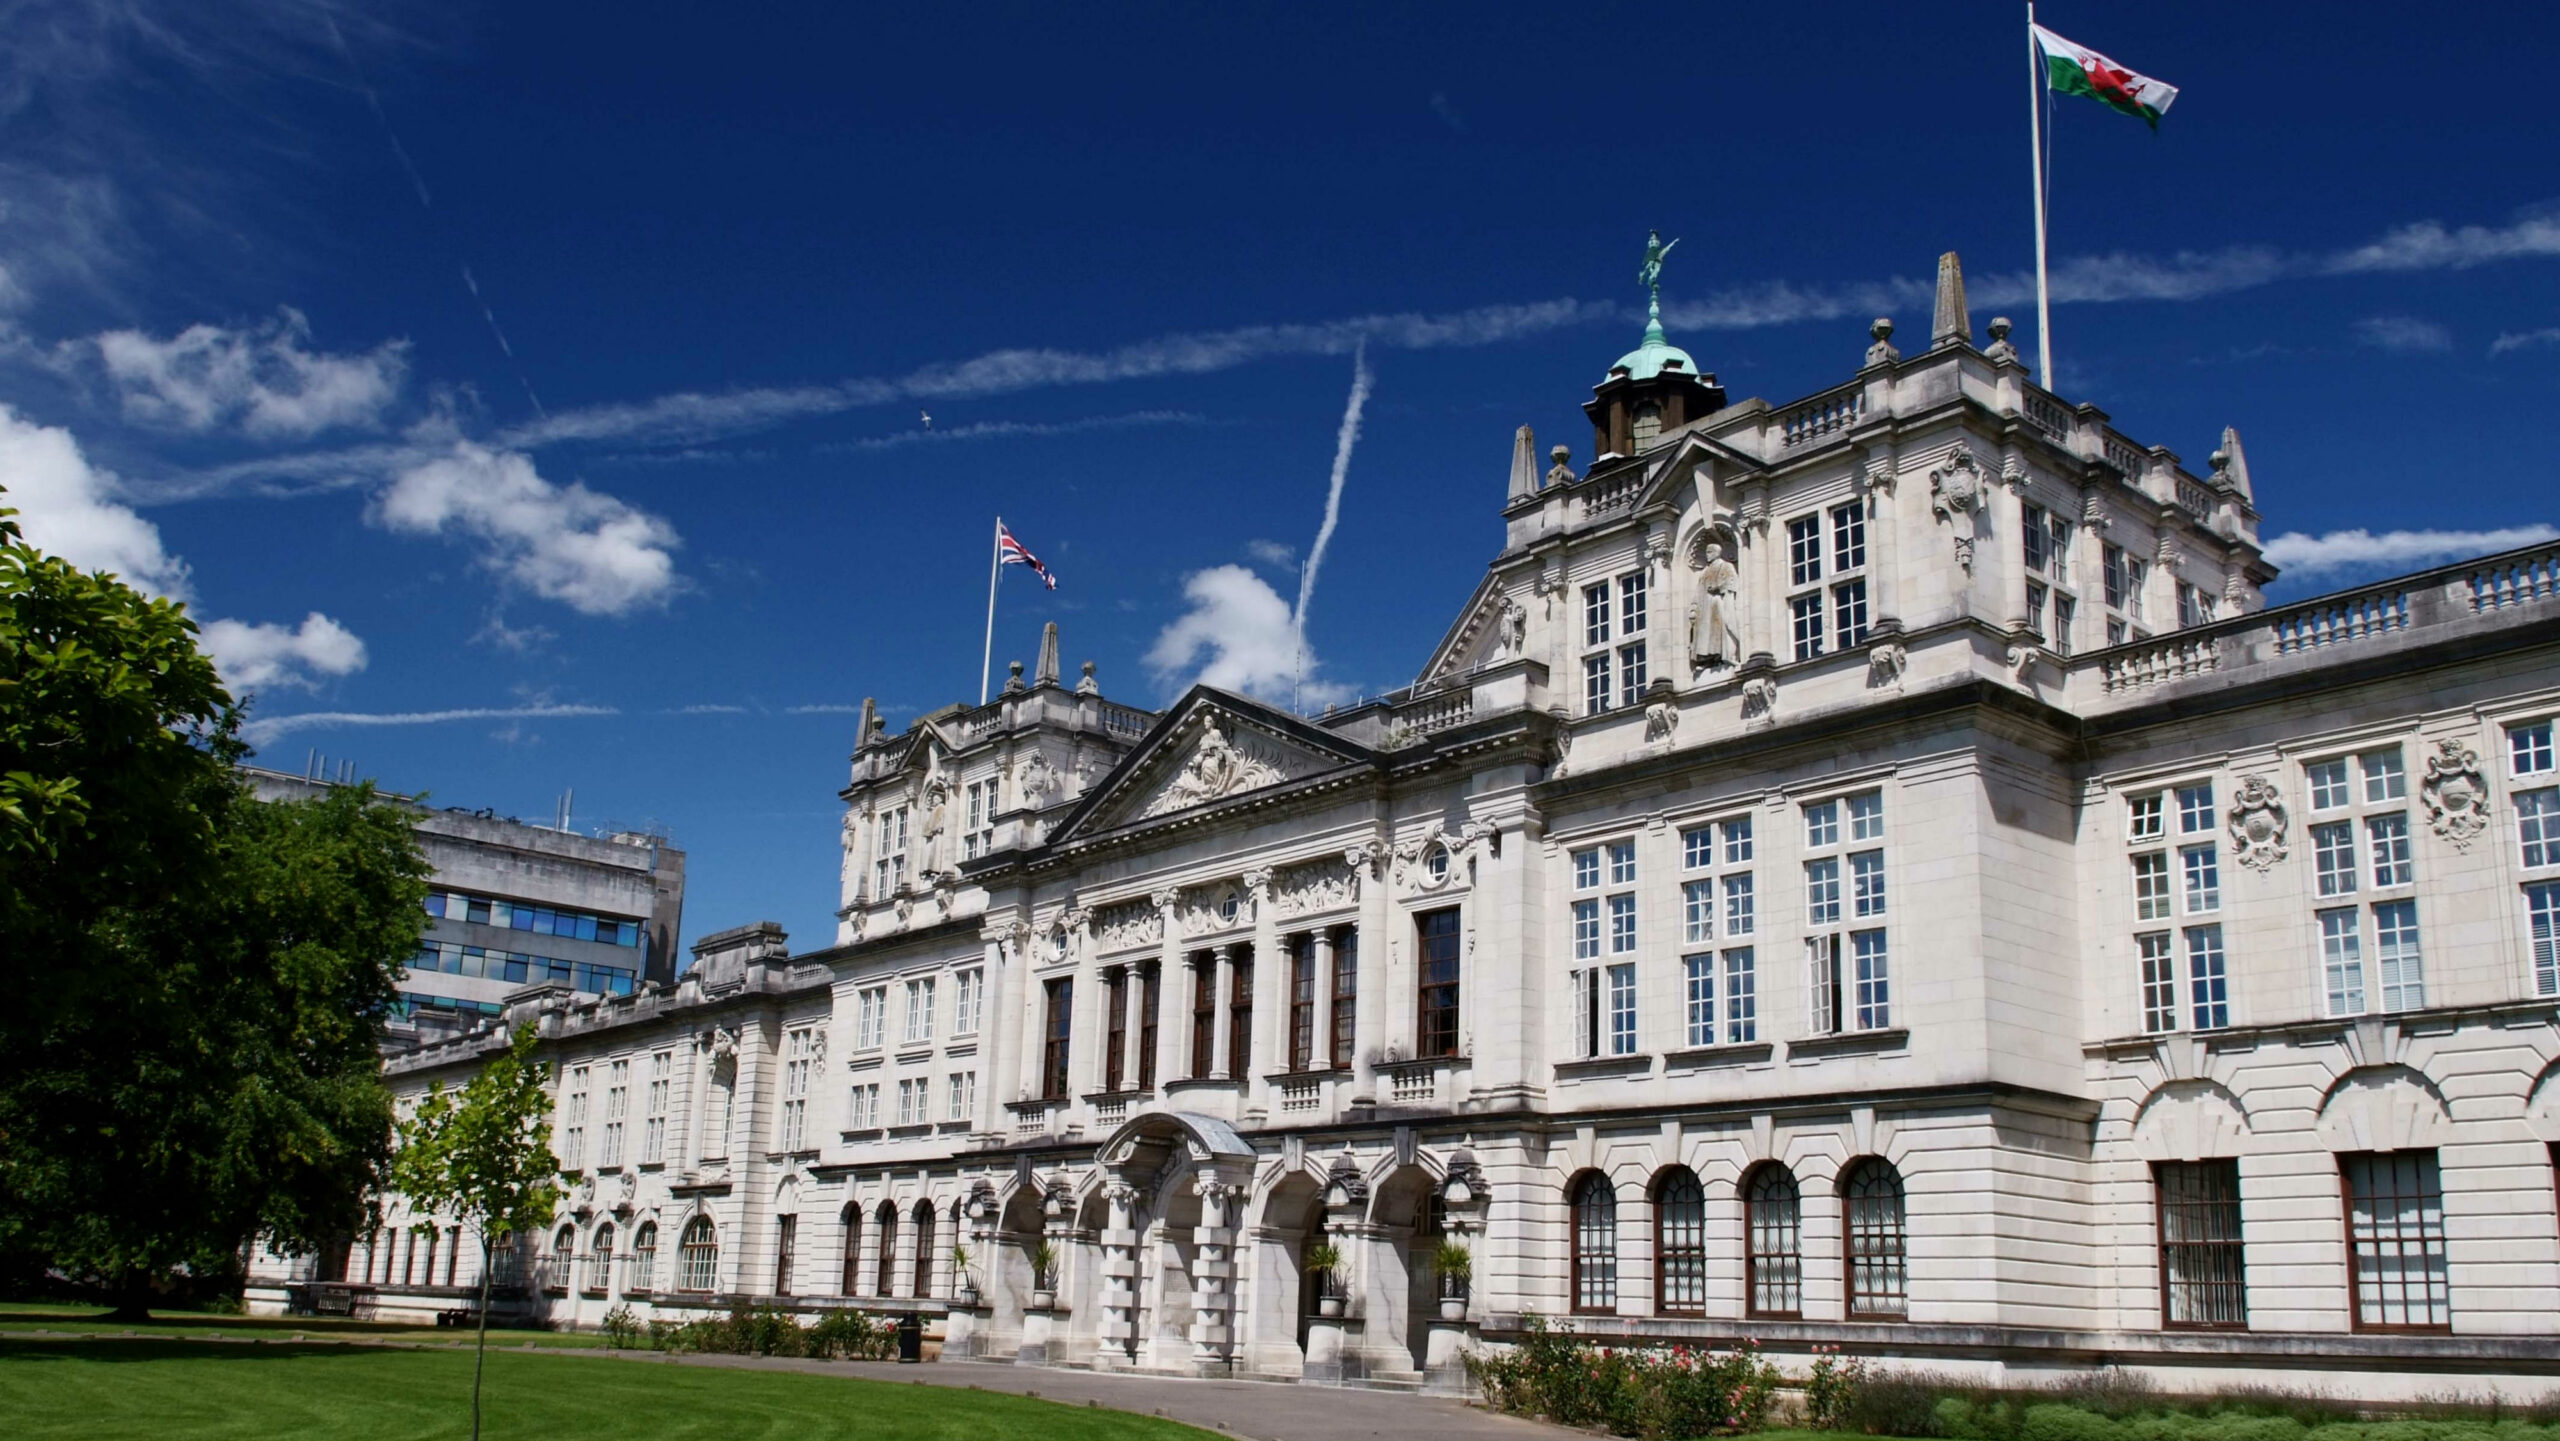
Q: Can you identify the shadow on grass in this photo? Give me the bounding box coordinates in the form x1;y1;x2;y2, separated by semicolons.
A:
0;1337;359;1365
0;1308;558;1341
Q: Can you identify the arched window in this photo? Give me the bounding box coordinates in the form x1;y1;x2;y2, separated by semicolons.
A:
1841;1157;1908;1317
1570;1172;1618;1314
678;1217;719;1293
1743;1163;1802;1318
1653;1168;1706;1316
549;1223;576;1293
630;1222;659;1292
839;1204;863;1296
588;1222;616;1294
875;1201;901;1297
913;1199;938;1298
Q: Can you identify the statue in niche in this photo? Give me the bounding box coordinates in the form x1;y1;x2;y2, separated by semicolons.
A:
1495;597;1528;659
1686;540;1742;673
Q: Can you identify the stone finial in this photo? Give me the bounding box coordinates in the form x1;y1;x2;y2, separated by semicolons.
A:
1984;316;2020;365
857;696;878;747
1508;425;1539;501
2210;425;2253;501
1931;251;1969;348
1004;660;1026;695
1076;660;1100;696
1865;318;1901;368
1543;443;1577;489
1035;622;1061;687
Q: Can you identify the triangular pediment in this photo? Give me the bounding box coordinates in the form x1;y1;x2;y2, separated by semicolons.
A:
1052;690;1372;841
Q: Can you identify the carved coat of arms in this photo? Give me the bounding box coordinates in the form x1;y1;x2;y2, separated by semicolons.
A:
2226;773;2288;872
2422;736;2489;849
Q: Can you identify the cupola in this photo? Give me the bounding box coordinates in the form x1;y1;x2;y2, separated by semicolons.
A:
1584;230;1725;459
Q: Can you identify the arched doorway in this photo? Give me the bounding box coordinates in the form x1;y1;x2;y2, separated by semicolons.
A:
1087;1109;1257;1374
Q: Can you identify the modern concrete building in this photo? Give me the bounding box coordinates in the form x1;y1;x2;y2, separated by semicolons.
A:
253;253;2560;1398
243;767;687;1045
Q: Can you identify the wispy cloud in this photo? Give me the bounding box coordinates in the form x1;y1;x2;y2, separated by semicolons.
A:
2324;208;2560;274
369;441;682;615
241;703;620;746
670;703;749;715
1429;91;1465;134
2491;326;2560;356
2263;524;2560;579
2352;315;2453;353
817;409;1205;453
1244;539;1298;571
56;307;408;439
1292;346;1371;649
782;703;870;715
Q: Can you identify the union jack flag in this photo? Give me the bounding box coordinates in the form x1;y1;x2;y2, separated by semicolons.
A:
997;521;1056;590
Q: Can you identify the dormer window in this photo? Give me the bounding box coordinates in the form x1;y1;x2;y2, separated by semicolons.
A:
1580;570;1651;715
871;805;909;898
962;779;998;860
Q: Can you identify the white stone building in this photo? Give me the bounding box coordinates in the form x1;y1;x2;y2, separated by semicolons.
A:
251;254;2560;1398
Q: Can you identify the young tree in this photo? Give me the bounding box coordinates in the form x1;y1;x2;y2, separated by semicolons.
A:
391;1025;560;1441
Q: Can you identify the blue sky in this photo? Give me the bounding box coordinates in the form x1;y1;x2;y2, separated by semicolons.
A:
7;0;2558;954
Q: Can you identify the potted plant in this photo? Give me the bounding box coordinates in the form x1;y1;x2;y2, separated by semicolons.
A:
1027;1238;1057;1309
1431;1238;1472;1321
1304;1239;1346;1318
950;1242;978;1304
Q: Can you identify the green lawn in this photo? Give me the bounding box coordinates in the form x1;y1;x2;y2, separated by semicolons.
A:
0;1337;1223;1441
0;1303;604;1350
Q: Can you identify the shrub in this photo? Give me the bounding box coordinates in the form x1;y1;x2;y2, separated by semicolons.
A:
805;1309;896;1361
1468;1314;1784;1438
598;1304;644;1350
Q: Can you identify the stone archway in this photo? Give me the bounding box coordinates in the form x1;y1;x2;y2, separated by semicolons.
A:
1091;1110;1256;1375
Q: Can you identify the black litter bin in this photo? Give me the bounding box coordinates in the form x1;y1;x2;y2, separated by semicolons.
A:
896;1312;923;1363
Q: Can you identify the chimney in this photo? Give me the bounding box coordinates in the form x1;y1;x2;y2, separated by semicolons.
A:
1932;251;1970;349
1507;425;1539;502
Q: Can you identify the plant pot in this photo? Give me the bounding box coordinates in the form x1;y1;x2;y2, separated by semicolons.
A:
1030;1289;1056;1310
1317;1296;1345;1318
1439;1297;1468;1322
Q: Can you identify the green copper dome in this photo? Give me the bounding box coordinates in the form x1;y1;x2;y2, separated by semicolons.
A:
1609;299;1701;382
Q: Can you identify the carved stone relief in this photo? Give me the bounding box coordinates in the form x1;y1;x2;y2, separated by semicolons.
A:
1867;641;1907;690
1091;898;1162;953
1273;858;1358;918
1929;446;1985;574
2422;736;2490;849
2227;773;2289;872
1136;712;1301;819
1644;700;1680;743
1741;676;1777;721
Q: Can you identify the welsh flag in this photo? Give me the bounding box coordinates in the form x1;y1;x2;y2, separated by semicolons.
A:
2033;24;2178;130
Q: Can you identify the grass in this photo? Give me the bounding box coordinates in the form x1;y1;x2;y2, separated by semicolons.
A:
0;1302;605;1350
0;1335;1224;1441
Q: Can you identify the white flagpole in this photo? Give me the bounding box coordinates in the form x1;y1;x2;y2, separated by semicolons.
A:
2028;3;2054;389
980;516;1002;705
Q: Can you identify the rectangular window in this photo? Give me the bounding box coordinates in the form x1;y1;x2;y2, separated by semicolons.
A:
2128;793;2165;842
895;1078;922;1127
2023;504;2051;576
2374;900;2424;1012
2105;543;2148;617
1722;948;1757;1044
1850;850;1886;918
1190;961;1216;1078
1572;846;1600;890
848;1083;879;1130
2368;814;2413;888
601;1058;629;1168
1724;817;1755;864
1228;953;1254;1077
1805;858;1840;926
2306;759;2351;812
2053;595;2077;656
1790;592;1824;661
947;1070;975;1121
1724;873;1756;936
1607;839;1637;885
1833;578;1869;650
2156;1160;2247;1329
1571;898;1600;959
1851;930;1890;1029
952;969;982;1035
2177;582;2217;630
779;1035;811;1152
2185;925;2229;1030
1788;514;1822;586
1104;968;1130;1090
1683;954;1717;1048
2363;750;2407;803
1618;571;1648;636
1288;935;1317;1072
562;1067;588;1170
855;988;886;1050
1606;962;1637;1055
962;777;998;860
1831;502;1867;574
2312;822;2358;897
1416;908;1463;1058
1331;932;1358;1068
872;805;909;897
1583;582;1612;646
2025;581;2048;642
2133;852;2172;920
902;978;935;1044
2108;617;2130;647
2319;907;2366;1017
2520;788;2560;869
1682;826;1714;870
2513;721;2556;777
2177;782;2215;835
2528;882;2560;998
1618;642;1649;705
642;1051;671;1165
1805;799;1840;849
1583;653;1613;716
775;1214;796;1297
1682;879;1715;945
1807;935;1842;1036
1040;977;1072;1101
2181;843;2221;914
1140;963;1161;1088
2139;932;2178;1033
2342;1151;2450;1331
1608;894;1637;954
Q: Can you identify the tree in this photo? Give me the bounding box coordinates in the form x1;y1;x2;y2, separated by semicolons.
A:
391;1024;560;1441
0;495;432;1312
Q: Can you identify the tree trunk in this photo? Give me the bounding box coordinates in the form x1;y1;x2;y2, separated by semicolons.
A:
105;1270;154;1325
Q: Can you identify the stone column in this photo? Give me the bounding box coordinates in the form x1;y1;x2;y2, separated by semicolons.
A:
1152;887;1186;1087
978;929;1014;1133
1245;869;1278;1112
1311;930;1336;1072
1994;459;2028;630
1097;1182;1142;1367
1118;966;1146;1091
1862;447;1901;629
1188;1176;1241;1367
1209;945;1236;1080
1348;842;1388;1100
1016;941;1049;1113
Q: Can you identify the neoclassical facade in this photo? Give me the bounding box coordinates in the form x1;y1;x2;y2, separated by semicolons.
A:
253;255;2560;1397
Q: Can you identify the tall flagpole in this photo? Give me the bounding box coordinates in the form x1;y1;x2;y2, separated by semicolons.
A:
2028;2;2054;389
980;516;1002;705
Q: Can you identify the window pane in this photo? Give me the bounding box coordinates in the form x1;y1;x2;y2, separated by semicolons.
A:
1572;1176;1618;1312
1656;1170;1707;1314
2157;1160;2246;1328
1842;1159;1907;1317
1744;1166;1802;1316
2344;1152;2449;1329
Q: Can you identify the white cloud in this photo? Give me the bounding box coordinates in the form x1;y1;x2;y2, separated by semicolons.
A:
240;703;619;746
2352;316;2453;353
199;612;366;692
2491;326;2560;356
1146;563;1350;709
370;441;680;615
75;307;408;438
2262;525;2560;579
672;703;749;715
2324;210;2560;274
820;410;1204;454
0;401;189;596
1244;539;1298;571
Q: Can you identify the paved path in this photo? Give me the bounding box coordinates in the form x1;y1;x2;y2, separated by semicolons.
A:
592;1348;1575;1441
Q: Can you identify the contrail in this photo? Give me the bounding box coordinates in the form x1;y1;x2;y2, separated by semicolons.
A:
1292;344;1372;710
